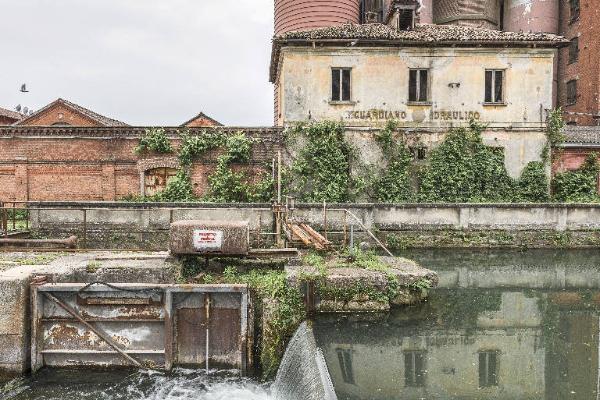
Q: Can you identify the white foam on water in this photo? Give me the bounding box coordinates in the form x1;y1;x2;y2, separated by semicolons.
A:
1;368;273;400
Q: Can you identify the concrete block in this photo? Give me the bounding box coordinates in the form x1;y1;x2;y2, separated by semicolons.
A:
170;220;249;256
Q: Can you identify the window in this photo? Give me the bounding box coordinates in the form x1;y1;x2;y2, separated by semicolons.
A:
409;69;429;103
144;167;178;196
404;351;426;387
410;146;427;160
398;9;415;31
567;80;578;105
570;0;580;22
485;70;505;104
479;351;499;387
336;349;355;384
332;68;352;102
361;0;384;23
568;37;579;64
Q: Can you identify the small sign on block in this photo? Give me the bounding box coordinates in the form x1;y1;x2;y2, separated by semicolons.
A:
193;230;223;251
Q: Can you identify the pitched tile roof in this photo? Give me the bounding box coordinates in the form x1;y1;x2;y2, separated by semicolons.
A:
180;112;223;127
0;107;23;121
270;23;569;82
14;98;129;127
563;126;600;147
276;23;568;44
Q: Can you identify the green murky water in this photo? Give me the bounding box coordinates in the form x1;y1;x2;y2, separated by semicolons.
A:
314;249;600;400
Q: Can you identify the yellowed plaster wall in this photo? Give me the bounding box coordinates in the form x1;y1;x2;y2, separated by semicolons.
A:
278;46;556;129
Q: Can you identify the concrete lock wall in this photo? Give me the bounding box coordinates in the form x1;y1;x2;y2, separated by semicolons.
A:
27;202;600;250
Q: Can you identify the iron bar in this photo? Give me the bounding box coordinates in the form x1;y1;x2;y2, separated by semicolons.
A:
0;235;77;248
42;292;143;368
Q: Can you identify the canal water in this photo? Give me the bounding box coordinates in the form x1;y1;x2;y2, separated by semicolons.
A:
313;249;600;400
3;249;600;400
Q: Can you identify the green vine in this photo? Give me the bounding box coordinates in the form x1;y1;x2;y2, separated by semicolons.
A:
287;121;362;202
542;108;566;164
552;153;600;202
374;120;413;202
419;121;516;202
132;129;274;203
135;128;173;154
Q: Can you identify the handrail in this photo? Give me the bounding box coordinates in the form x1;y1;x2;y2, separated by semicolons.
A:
341;208;394;257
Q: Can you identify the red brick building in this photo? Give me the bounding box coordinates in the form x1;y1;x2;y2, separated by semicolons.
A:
0;107;23;126
181;112;222;128
557;0;600;126
0;126;279;202
14;98;128;127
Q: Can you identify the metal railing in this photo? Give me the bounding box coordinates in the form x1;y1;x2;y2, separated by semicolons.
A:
1;200;394;253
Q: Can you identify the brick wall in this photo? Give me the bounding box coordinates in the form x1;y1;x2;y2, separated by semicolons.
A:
0;116;18;126
17;103;104;127
0;127;281;202
558;0;600;126
554;147;600;193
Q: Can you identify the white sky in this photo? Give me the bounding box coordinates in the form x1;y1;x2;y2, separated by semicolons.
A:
0;0;275;126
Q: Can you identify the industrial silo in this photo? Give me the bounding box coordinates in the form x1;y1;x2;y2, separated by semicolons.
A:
433;0;502;29
274;0;361;35
418;0;434;24
504;0;559;34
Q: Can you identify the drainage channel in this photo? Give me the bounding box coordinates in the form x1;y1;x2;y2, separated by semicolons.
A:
31;283;251;374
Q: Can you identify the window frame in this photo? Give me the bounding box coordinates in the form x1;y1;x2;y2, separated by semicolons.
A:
404;351;427;387
566;79;578;106
568;37;579;64
484;69;506;105
570;0;580;23
408;68;431;104
331;67;353;104
478;350;499;388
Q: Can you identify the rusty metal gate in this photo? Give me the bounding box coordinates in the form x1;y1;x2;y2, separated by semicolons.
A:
31;283;250;373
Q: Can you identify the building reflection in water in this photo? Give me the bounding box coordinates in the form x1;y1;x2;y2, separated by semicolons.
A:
313;250;600;400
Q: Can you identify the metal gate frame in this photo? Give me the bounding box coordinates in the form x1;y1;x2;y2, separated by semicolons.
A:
31;283;250;373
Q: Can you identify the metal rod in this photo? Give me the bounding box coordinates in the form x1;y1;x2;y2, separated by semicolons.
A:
344;209;394;257
82;209;87;249
350;225;354;254
0;235;78;248
42;292;142;368
205;293;211;374
323;201;328;241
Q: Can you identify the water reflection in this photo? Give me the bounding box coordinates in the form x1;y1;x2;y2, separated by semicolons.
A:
314;250;600;400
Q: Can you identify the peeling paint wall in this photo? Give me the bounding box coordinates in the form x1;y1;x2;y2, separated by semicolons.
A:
277;46;555;176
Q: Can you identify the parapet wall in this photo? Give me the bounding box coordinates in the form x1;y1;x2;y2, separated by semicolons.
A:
28;202;600;249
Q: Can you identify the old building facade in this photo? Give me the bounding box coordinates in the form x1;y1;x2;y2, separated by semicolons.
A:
271;18;567;177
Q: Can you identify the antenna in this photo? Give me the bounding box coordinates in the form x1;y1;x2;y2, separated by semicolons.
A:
20;84;29;93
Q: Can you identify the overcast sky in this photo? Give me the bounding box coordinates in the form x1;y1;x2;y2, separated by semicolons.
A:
0;0;274;126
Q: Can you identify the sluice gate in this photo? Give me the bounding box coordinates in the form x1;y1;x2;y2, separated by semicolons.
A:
31;283;251;373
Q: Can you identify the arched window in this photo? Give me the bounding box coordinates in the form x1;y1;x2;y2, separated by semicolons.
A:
144;167;177;196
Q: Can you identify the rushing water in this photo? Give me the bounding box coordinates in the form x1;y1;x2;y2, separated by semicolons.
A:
313;249;600;400
0;368;272;400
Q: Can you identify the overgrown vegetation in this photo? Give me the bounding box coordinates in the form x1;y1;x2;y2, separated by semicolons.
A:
135;128;173;154
131;129;274;203
373;120;413;202
132;110;599;204
419;121;515;202
286;121;363;203
552;153;600;202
